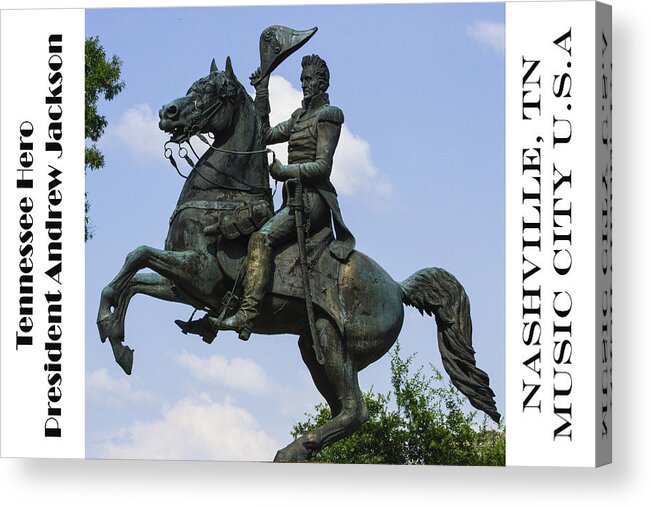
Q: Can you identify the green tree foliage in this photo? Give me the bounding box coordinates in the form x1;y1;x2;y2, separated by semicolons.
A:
292;345;505;465
85;36;124;240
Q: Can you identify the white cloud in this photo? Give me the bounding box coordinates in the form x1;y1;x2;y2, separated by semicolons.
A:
333;128;392;197
97;394;280;461
177;351;277;396
264;75;392;197
176;351;322;420
467;20;505;53
267;74;303;134
86;368;155;407
104;103;169;162
89;355;320;461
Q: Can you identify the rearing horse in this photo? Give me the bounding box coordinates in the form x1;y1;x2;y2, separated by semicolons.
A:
97;57;500;462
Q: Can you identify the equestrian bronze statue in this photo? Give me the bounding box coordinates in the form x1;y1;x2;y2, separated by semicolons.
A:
97;25;500;462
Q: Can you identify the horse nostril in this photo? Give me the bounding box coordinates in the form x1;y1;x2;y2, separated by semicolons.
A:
164;104;179;119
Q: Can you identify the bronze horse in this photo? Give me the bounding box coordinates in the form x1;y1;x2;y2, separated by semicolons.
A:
97;57;499;462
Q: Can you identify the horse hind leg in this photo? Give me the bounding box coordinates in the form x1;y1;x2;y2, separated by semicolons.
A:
298;331;341;417
274;318;369;463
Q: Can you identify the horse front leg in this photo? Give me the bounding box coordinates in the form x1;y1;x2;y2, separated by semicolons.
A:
104;273;190;374
97;245;154;342
97;246;221;374
112;272;207;343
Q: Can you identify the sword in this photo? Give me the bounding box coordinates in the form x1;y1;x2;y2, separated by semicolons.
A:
287;178;325;366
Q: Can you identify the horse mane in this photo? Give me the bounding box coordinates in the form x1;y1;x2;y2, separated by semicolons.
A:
226;73;264;147
215;70;261;131
235;79;255;106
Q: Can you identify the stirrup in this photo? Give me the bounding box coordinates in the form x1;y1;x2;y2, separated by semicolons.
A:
219;292;252;340
220;313;253;342
238;326;252;342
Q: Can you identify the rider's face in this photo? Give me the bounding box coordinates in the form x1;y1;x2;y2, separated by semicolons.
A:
300;69;321;102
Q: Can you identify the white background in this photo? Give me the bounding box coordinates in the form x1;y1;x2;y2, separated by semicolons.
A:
504;1;606;466
1;8;85;459
1;0;649;505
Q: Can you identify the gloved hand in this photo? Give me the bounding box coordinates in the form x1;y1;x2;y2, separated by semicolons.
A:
249;66;270;93
270;159;298;181
270;159;286;180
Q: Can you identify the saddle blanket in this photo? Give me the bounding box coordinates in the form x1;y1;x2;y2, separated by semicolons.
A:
270;227;346;336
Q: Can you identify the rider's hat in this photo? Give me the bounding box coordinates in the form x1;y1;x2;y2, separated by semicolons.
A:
253;25;318;85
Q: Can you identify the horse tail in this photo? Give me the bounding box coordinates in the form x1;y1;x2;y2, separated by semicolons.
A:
400;268;500;423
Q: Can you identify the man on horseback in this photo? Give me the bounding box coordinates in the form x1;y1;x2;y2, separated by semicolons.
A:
100;26;501;460
219;53;355;334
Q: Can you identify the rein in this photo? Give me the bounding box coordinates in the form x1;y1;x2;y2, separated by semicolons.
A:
164;135;274;194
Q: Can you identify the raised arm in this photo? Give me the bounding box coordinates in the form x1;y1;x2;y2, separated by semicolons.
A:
250;67;293;145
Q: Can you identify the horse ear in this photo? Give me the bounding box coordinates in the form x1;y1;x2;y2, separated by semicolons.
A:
210;59;218;73
225;56;236;80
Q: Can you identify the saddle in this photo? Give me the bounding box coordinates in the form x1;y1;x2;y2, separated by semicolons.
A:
215;226;346;336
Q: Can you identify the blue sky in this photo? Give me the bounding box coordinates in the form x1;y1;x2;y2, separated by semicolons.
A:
85;3;505;461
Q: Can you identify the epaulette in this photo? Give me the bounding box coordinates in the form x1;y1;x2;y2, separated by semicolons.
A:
318;105;344;125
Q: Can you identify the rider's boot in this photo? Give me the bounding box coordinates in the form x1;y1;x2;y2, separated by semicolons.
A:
221;232;271;338
175;316;218;344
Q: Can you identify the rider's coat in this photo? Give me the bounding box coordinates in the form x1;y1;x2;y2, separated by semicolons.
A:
264;92;355;261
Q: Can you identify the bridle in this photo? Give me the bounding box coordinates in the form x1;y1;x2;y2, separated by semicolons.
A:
163;78;274;192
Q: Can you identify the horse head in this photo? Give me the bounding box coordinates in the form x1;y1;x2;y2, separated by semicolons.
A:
159;57;245;144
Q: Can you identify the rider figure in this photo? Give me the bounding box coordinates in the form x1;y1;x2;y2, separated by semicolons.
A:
220;54;355;333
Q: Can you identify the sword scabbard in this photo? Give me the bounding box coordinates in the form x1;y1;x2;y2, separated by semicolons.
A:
287;178;325;365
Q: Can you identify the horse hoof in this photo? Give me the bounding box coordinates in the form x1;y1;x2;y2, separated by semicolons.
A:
98;315;124;344
273;444;311;463
117;346;134;375
109;336;134;375
97;316;112;343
